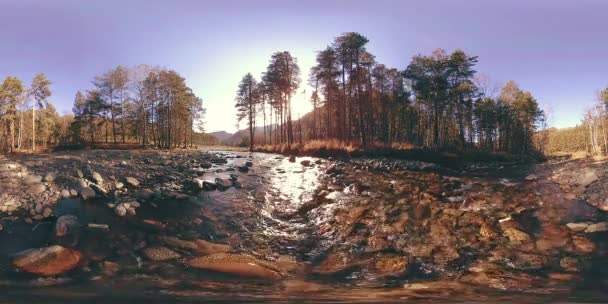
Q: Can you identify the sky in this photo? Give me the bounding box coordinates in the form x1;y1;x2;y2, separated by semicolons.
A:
1;0;607;133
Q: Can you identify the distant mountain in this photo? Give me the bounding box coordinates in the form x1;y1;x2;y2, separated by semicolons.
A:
208;131;233;142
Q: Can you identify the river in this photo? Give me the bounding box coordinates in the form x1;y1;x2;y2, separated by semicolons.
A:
0;150;607;303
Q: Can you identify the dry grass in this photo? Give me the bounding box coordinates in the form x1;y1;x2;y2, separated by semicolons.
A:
255;140;541;166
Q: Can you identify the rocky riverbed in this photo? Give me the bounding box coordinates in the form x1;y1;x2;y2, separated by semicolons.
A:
0;149;607;303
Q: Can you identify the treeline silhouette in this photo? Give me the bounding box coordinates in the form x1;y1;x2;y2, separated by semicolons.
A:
236;32;546;154
0;65;207;153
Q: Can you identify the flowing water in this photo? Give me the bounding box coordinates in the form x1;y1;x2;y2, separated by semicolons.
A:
0;151;607;303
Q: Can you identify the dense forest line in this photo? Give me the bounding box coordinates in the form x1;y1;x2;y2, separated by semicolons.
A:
236;32;548;154
0;65;207;153
541;87;608;156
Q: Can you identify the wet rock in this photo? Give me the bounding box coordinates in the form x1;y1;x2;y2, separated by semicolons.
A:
159;236;198;251
200;162;212;169
238;166;249;173
502;228;531;244
54;215;81;247
193;239;231;255
42;208;52;218
79;187;96;200
572;236;595;254
584;222;608;233
535;224;570;252
115;205;127;217
125;177;140;187
245;161;253;167
75;169;84;178
214;178;232;191
202;181;216;191
325;164;344;175
60;189;71;198
525;174;538;181
13;245;82;276
373;255;409;276
311;250;362;276
101;261;121;277
563;201;602;223
142;246;181;261
300;160;311;167
560;256;580;272
188;253;282;280
135;188;155;201
289;155;296;163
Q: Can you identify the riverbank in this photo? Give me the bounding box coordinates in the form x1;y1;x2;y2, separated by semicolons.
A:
255;141;544;169
0;148;607;302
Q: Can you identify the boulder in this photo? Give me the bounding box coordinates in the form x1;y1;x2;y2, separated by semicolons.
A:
91;172;103;184
79;187;96;200
214;178;232;191
188;253;282;280
125;177;140;187
27;184;46;196
13;245;81;276
503;228;531;244
142;246;181;261
23;175;42;185
585;222;608;233
43;172;56;182
193;239;231;255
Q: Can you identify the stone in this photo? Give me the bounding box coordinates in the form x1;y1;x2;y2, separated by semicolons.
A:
289;155;296;162
503;228;531;243
43;172;56;182
135;188;155;201
125;177;140;187
115;182;124;189
300;160;311;167
24;175;43;185
245;161;253;167
91;172;103;184
572;236;595;254
42;208;52;218
54;215;81;247
525;174;538;181
27;184;46;196
200;162;212;169
115;205;127;217
188;253;282;280
566;222;590;232
60;189;71;198
560;256;579;272
75;169;84;178
79;187;96;200
13;245;81;276
142;246;181;261
193;239;231;255
214;178;232;191
101;261;121;277
577;169;598;187
238;166;249;173
585;222;608;233
311;250;361;275
159;236;199;251
373;255;408;276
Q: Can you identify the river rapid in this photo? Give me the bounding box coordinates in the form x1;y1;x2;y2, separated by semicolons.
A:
0;150;607;303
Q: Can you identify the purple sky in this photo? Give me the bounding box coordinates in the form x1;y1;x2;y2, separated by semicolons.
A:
1;0;607;133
